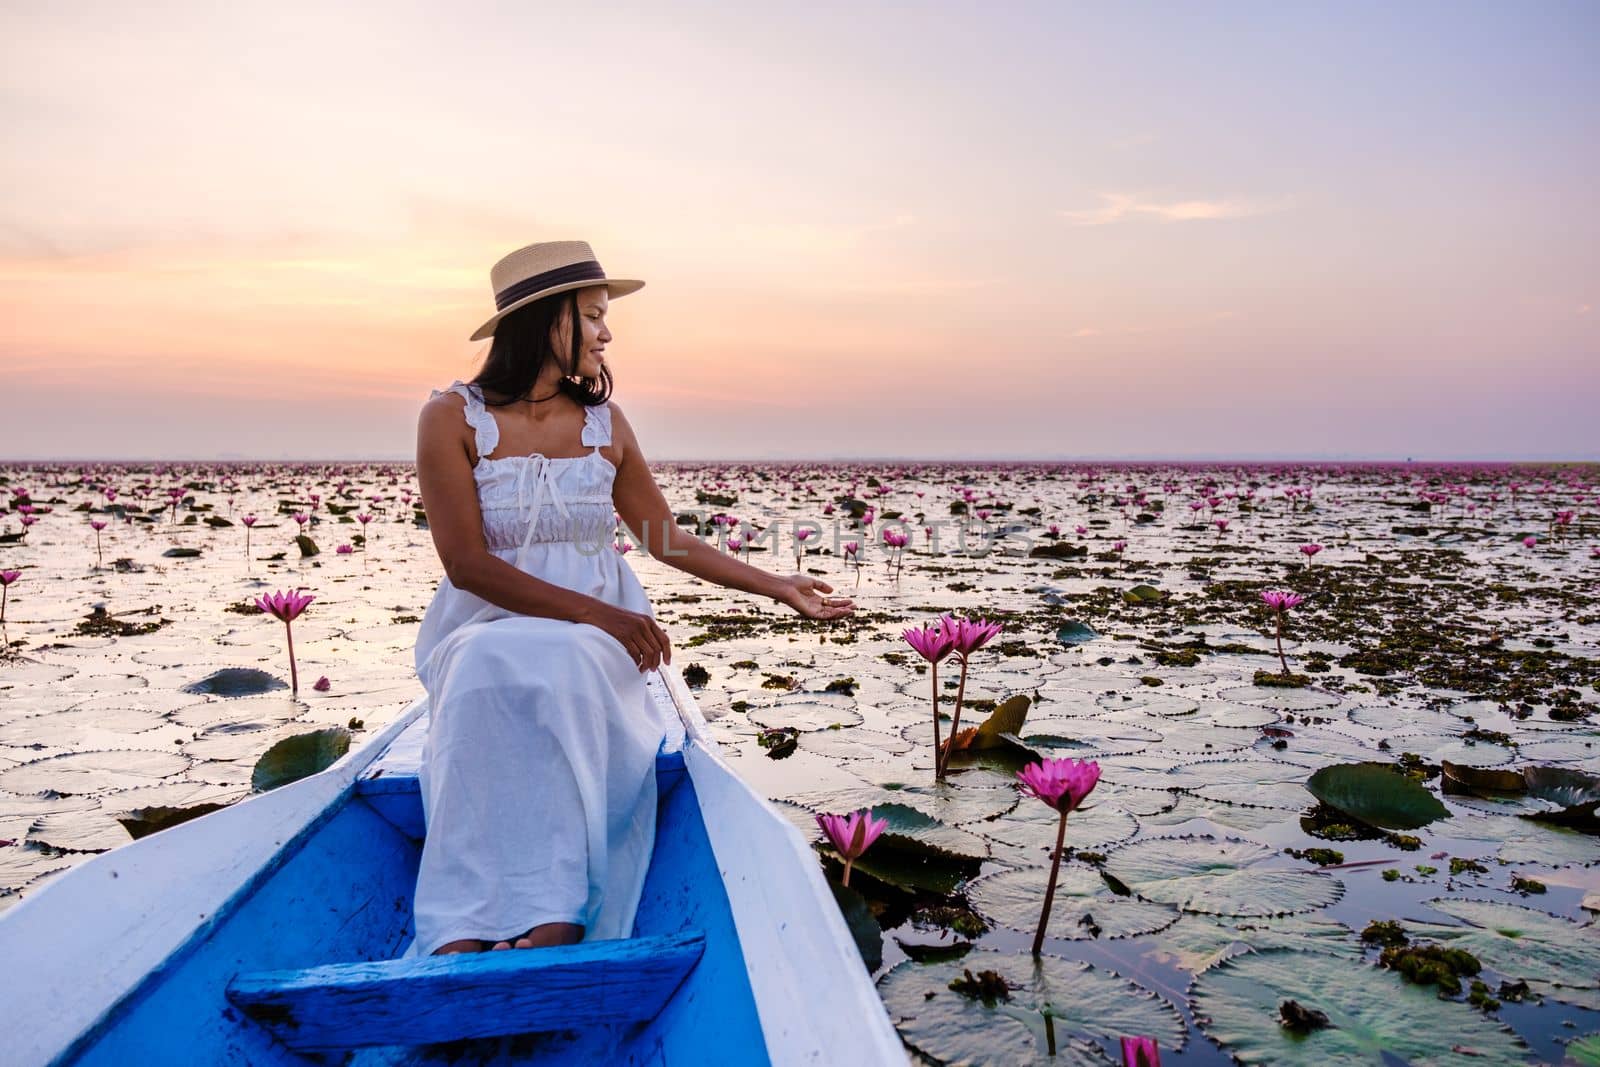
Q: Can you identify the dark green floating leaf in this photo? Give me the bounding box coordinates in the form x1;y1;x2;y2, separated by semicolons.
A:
295;534;320;557
182;668;287;698
251;727;350;792
1305;761;1450;831
1055;621;1099;645
1123;584;1165;605
114;802;230;840
161;547;202;558
827;878;883;971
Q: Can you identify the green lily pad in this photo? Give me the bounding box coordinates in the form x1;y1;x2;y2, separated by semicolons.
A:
251;727;350;792
1191;949;1528;1065
182;668;287;697
1103;836;1343;917
967;864;1180;941
878;950;1184;1066
1305;761;1450;830
1154;914;1359;973
1407;898;1600;996
1123;584;1165;605
1055;621;1099;645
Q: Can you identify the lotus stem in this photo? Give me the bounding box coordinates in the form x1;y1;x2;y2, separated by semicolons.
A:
1031;809;1070;956
937;657;971;780
930;659;942;782
285;621;299;694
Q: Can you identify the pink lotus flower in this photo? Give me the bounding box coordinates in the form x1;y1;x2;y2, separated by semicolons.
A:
1017;757;1101;815
1121;1035;1161;1067
0;569;19;624
1300;543;1323;564
1016;757;1101;954
1048;523;1060;536
1214;519;1229;533
1260;590;1305;613
1523;535;1537;549
1075;525;1087;536
904;618;958;779
933;614;1005;779
254;589;315;694
615;540;634;554
814;808;888;887
313;675;331;692
88;518;108;567
1260;589;1305;675
292;513;309;529
336;544;354;555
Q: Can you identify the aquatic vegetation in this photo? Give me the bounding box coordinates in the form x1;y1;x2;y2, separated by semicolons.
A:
1259;589;1306;677
814;808;888;888
253;588;315;695
935;613;1004;779
0;569;19;623
1120;1035;1161;1066
902;617;957;780
1;457;1596;1059
1015;757;1101;955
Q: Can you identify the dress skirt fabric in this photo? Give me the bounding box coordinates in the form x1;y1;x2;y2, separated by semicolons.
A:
404;382;667;959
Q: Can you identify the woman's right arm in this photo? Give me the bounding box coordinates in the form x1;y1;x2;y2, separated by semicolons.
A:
414;395;672;671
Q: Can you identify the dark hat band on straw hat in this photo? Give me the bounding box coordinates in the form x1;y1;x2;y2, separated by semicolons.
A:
494;261;609;311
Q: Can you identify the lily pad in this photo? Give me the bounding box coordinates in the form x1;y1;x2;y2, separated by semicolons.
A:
1154;913;1359;973
1191;948;1529;1065
968;865;1180;941
182;668;288;698
1103;836;1343;917
251;727;350;792
1055;621;1099;645
1305;762;1450;830
1407;898;1600;996
878;950;1184;1066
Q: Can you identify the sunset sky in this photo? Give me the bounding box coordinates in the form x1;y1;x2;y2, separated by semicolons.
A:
3;2;1596;461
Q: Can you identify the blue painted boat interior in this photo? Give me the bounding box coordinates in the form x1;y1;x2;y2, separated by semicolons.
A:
58;745;773;1066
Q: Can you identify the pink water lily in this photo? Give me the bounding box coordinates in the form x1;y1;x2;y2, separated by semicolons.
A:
1260;589;1305;675
0;570;19;624
935;614;1004;780
255;589;315;694
1121;1035;1161;1067
89;519;108;567
815;808;888;887
903;618;958;779
1300;543;1323;563
1016;757;1102;955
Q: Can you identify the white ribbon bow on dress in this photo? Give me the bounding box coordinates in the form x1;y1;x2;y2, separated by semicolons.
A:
513;455;571;560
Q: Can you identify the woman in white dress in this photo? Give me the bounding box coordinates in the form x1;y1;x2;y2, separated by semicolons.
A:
411;241;854;957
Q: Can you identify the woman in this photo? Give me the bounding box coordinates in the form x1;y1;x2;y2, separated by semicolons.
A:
410;240;854;957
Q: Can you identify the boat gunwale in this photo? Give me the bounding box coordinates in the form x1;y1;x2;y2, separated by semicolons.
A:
0;699;428;1067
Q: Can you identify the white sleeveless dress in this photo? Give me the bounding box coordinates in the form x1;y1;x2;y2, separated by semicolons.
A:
405;380;667;958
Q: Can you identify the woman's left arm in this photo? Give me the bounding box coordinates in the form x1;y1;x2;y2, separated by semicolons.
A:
608;402;854;621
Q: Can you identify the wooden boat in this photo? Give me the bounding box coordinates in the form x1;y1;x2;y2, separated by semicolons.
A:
0;664;906;1065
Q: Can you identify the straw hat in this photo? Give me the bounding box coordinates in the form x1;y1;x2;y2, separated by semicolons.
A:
469;240;644;341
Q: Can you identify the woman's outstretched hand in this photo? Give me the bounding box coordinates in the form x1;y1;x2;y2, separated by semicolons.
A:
775;574;855;620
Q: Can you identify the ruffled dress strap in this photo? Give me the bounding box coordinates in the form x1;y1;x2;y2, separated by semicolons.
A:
429;380;499;461
581;402;613;451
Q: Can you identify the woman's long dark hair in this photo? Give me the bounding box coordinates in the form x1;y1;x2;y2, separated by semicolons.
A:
470;288;612;409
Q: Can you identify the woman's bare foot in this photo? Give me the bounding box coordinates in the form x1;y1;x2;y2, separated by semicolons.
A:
432;938;487;955
490;922;584;950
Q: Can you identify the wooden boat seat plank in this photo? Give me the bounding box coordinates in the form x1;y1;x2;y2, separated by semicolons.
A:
225;929;705;1051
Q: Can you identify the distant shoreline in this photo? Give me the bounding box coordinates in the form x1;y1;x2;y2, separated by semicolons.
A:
2;456;1596;466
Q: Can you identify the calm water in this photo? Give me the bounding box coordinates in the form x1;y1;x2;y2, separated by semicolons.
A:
1;459;1596;1065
